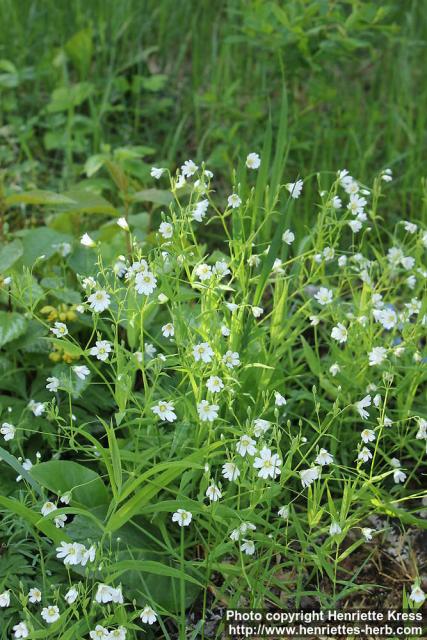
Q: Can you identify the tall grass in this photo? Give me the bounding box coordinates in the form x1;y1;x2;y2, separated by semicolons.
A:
0;0;426;226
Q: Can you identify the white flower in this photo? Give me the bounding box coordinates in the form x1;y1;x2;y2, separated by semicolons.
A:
192;199;209;222
89;625;109;639
246;152;261;169
252;306;264;318
46;376;60;392
409;584;425;604
406;275;416;289
41;501;57;517
403;220;417;234
361;429;375;444
73;365;90;380
80;233;95;247
315;448;333;466
0;591;10;607
286;179;303;199
393;468;407;484
368;346;387;366
151;167;165;179
172;509;192;527
175;174;186;189
314;287;333;306
329;363;340;377
338;255;347;267
81;544;96;566
331;323;347;343
323;246;335;262
1;422;15;441
236;435;257;457
162;322;174;338
362;527;373;541
227;193;241;209
197;400;219;422
331;196;342;209
51;322;68;338
274;391;286;407
416;418;427;440
222;462;240;481
221;324;231;336
342;176;359;195
117;217;129;231
357;447;372;463
230;522;256;541
28;400;45;416
213;260;230;278
193;342;214;363
159;222;173;238
356;395;371;420
16;458;33;483
278;506;289;519
347;194;367;216
206;484;222;502
240;540;255;555
181;159;198;177
282;229;295;245
145;343;156;358
329;521;342;536
13;622;29;639
310;315;320;326
95;584;123;604
88;290;110;313
28;587;42;604
376;307;397;330
54;514;67;528
253;447;282;480
140;605;157;624
152;400;177;422
253;419;271;437
41;605;60;623
135;271;157;295
64;587;78;605
194;263;212;281
90;340;112;362
381;168;393;182
56;541;85;565
109;627;127;640
300;466;320;488
206;376;224;393
222;350;240;368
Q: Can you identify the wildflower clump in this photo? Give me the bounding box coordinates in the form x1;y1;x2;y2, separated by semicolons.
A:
0;155;425;637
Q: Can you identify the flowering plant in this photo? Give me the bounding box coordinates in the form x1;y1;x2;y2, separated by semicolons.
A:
0;153;425;638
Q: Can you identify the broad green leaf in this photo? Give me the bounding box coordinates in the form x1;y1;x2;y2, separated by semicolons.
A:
17;227;72;265
0;311;27;347
47;82;94;112
5;190;75;208
47;338;83;356
0;239;23;271
30;460;109;508
60;190;119;216
131;188;173;206
65;28;92;77
84;154;106;177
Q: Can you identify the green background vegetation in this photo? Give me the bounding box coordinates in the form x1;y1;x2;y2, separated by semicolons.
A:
1;0;426;219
